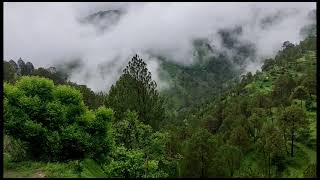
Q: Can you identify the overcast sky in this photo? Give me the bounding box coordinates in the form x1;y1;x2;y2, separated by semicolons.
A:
4;2;316;92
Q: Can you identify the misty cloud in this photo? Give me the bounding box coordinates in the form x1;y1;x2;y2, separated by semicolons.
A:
4;2;316;92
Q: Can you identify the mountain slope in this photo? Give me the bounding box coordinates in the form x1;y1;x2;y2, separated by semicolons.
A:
174;35;316;177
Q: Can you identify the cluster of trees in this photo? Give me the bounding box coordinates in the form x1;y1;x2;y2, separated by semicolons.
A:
3;55;179;177
3;59;105;109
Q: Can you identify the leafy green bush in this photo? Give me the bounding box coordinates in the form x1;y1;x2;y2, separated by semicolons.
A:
103;146;168;178
4;76;114;162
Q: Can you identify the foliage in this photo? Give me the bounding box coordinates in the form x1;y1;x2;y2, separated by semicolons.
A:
4;135;29;169
103;146;168;178
113;110;152;149
105;54;165;129
228;126;251;153
278;105;308;157
290;86;308;108
4;76;114;162
303;163;316;178
3;61;16;83
181;128;217;177
79;159;106;178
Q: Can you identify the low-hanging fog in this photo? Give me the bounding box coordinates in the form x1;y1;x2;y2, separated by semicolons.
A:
4;2;316;92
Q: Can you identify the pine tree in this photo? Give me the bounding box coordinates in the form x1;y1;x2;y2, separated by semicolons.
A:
290;86;308;108
105;54;165;129
278;105;308;157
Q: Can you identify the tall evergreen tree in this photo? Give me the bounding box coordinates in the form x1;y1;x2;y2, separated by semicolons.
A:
105;54;165;129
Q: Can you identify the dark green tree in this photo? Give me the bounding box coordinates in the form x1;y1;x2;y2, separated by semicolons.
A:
181;128;216;178
228;126;250;153
248;112;263;144
261;125;286;177
301;75;316;97
272;73;296;106
278;105;308;157
216;145;242;176
290;86;308;108
262;58;276;72
3;61;16;83
105;54;165;129
32;67;66;84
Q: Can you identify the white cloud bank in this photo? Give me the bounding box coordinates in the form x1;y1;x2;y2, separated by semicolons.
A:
4;2;316;92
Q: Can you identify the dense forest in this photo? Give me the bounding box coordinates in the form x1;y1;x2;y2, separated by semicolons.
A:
3;9;317;178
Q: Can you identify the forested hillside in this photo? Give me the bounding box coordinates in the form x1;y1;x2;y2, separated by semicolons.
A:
158;26;257;115
3;8;317;178
167;35;317;177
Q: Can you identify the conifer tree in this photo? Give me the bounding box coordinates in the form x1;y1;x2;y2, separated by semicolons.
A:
105;54;165;129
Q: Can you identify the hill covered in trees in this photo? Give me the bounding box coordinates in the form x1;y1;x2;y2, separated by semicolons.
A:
167;35;317;177
3;18;317;178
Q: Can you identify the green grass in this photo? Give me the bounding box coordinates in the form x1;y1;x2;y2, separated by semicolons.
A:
3;158;108;178
284;142;316;178
3;161;81;178
3;161;46;178
80;159;106;178
43;161;80;178
307;112;317;139
245;77;274;96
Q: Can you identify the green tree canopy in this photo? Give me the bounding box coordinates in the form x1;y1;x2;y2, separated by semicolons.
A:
4;76;114;162
290;86;308;108
181;128;217;178
105;54;165;129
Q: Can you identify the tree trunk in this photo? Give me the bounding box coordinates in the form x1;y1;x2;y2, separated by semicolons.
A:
263;148;267;177
200;146;204;178
291;130;294;157
229;160;234;176
283;130;289;155
268;153;271;178
269;107;273;123
145;155;149;178
253;128;256;144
